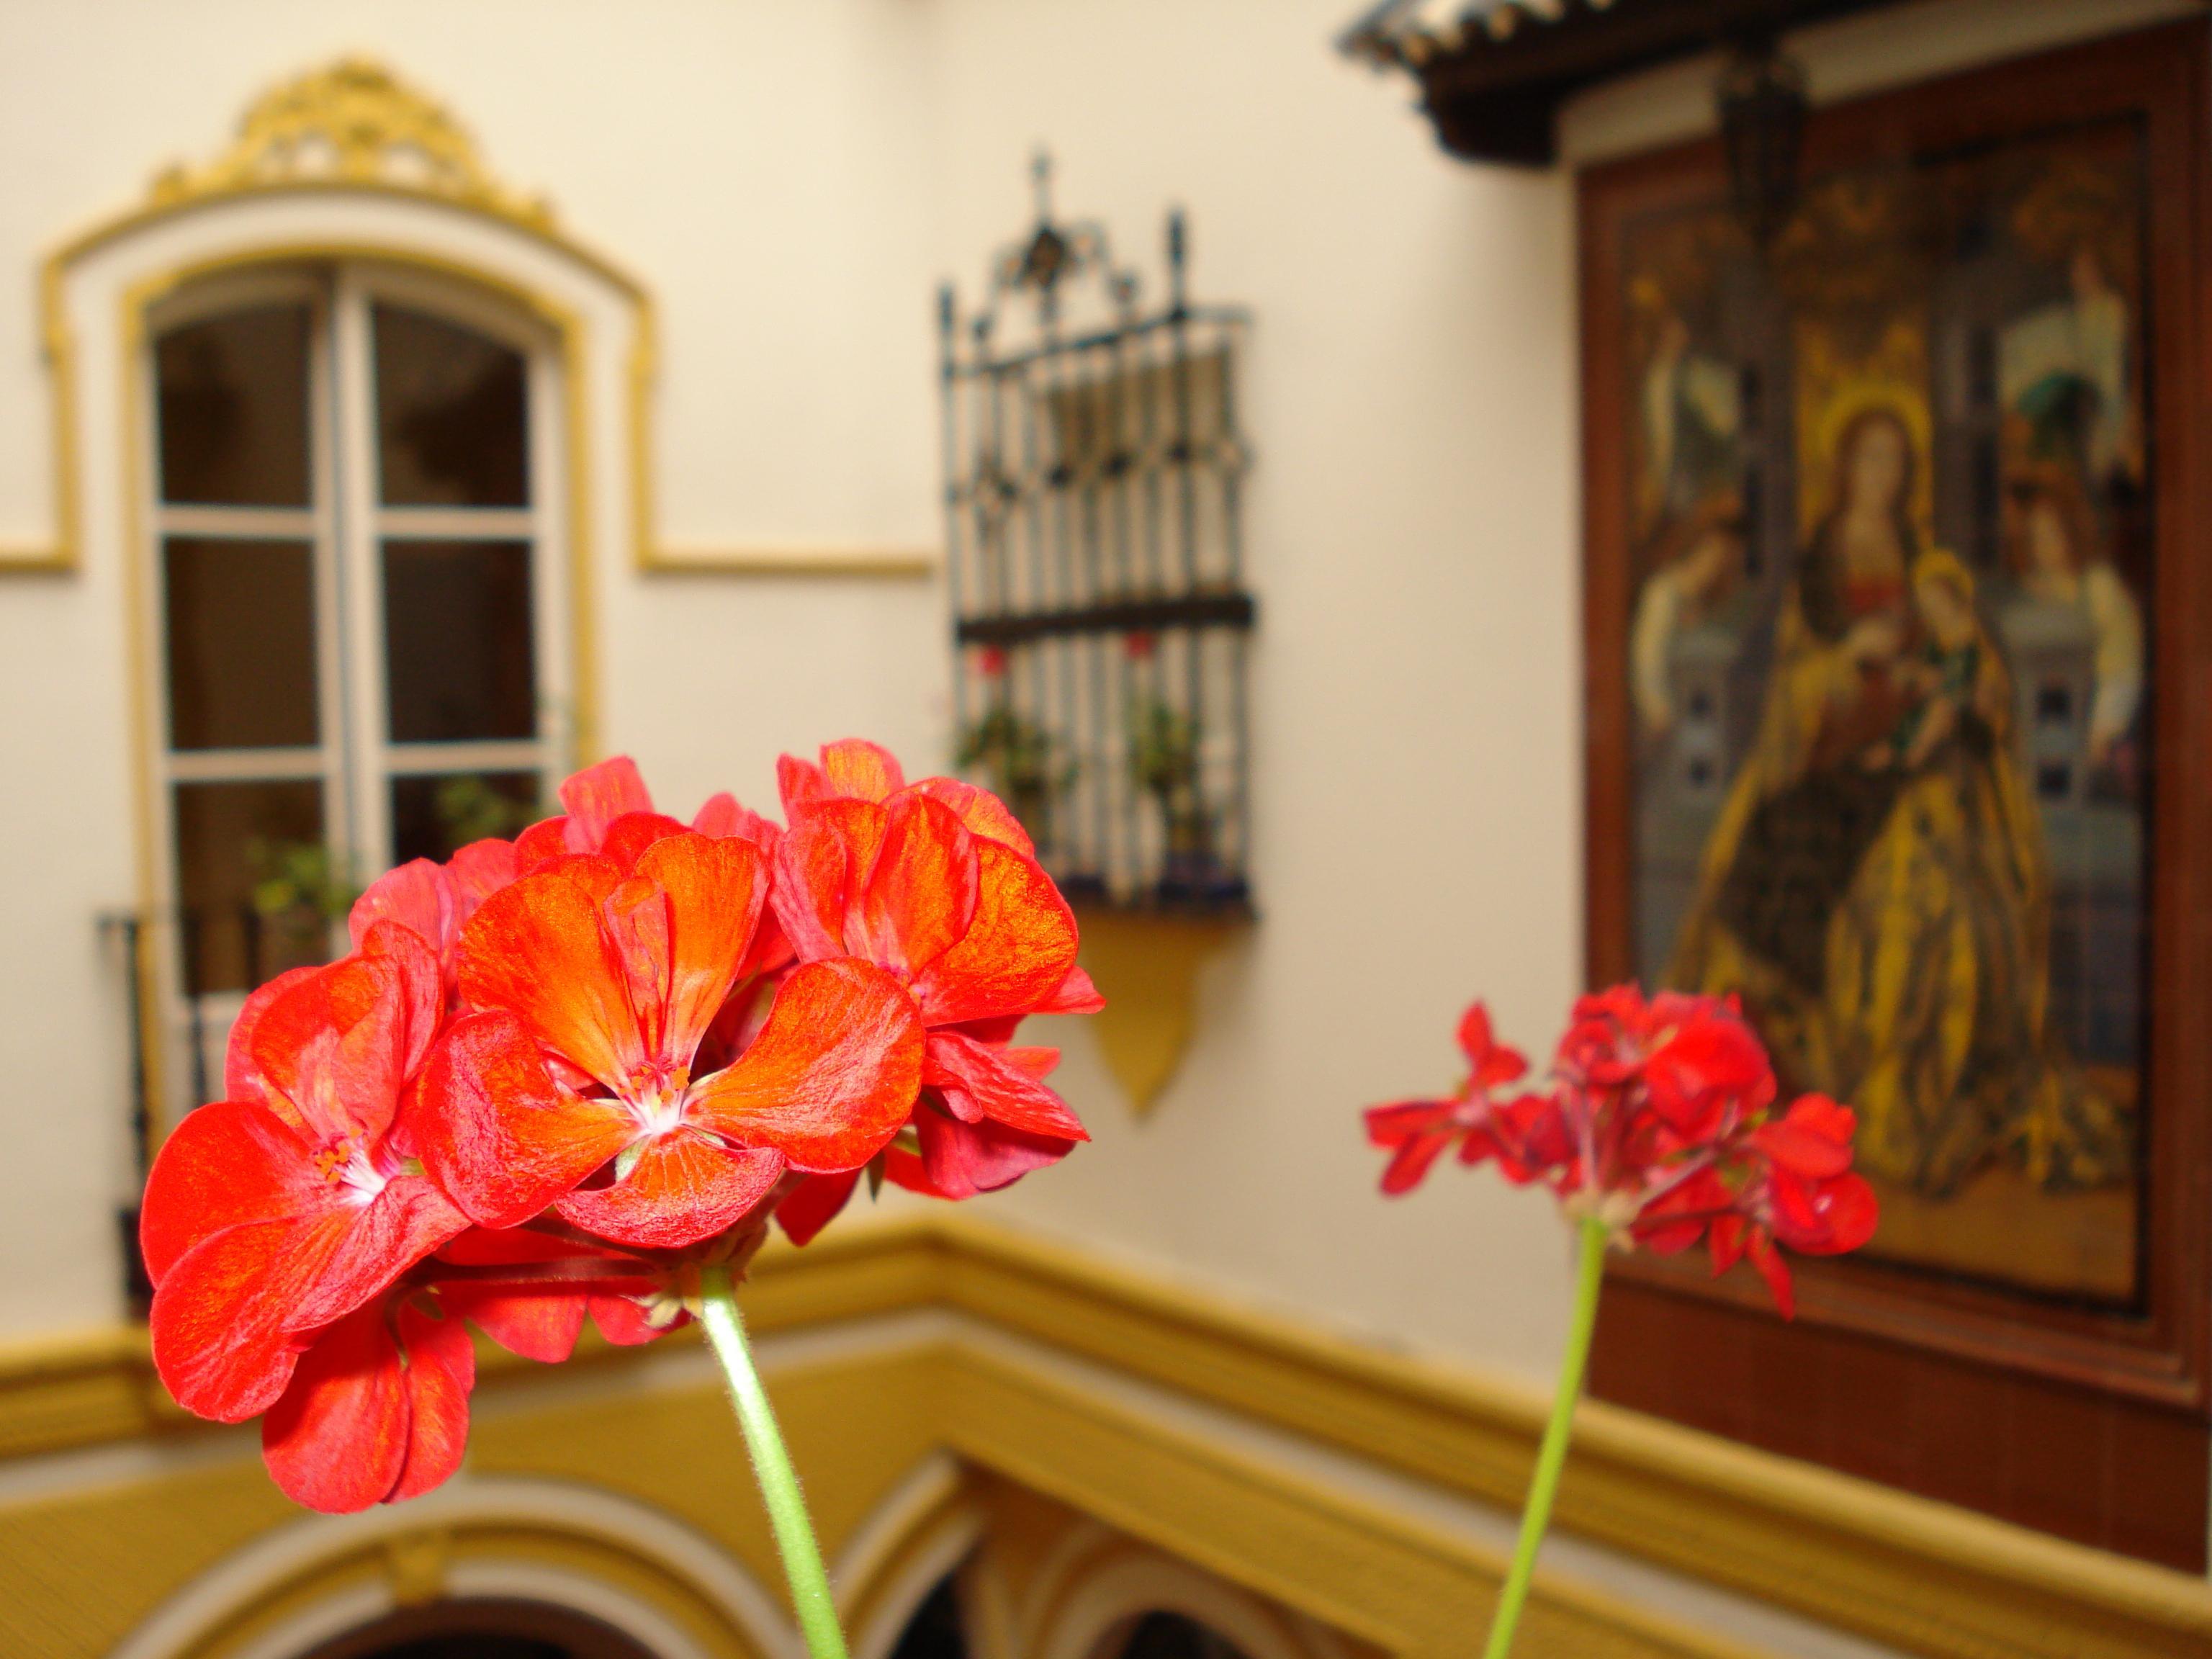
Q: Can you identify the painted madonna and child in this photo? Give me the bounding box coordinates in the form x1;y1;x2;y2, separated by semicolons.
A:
1625;143;2149;1298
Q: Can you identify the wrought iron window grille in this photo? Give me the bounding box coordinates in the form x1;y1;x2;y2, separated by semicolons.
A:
940;156;1256;917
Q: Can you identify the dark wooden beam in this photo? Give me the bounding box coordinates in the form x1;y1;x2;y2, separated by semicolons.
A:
1405;0;1889;165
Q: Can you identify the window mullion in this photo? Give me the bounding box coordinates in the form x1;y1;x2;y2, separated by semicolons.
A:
330;269;391;884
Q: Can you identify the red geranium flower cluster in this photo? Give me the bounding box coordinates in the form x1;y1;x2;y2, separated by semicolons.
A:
142;742;1101;1514
1364;986;1877;1316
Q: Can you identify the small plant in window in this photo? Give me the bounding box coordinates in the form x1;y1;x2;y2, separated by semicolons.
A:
432;773;541;847
955;649;1073;842
141;742;1102;1659
1125;637;1215;899
242;837;360;979
1363;989;1877;1658
246;836;359;925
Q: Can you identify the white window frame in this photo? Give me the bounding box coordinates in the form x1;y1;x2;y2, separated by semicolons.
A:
141;259;572;1094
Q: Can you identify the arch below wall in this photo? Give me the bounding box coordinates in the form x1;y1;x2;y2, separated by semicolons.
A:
835;1452;989;1659
1027;1532;1355;1659
105;1476;796;1659
104;1455;997;1659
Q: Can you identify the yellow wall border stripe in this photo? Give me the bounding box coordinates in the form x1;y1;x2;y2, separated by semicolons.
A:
4;1216;2208;1659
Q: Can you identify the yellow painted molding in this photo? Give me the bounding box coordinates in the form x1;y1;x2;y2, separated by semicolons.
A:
7;55;927;581
5;1215;2211;1659
945;1346;1764;1659
1074;910;1245;1115
640;544;937;577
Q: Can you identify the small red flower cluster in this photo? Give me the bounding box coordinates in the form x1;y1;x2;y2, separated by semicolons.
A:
142;742;1100;1513
1364;987;1877;1316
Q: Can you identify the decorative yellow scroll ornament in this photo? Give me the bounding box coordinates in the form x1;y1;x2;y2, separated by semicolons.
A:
145;55;554;229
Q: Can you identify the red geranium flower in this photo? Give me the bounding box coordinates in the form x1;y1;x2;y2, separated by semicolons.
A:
1364;986;1877;1317
1363;1004;1529;1193
770;744;1102;1224
1704;1094;1880;1316
146;747;1092;1519
420;828;924;1249
143;922;467;1425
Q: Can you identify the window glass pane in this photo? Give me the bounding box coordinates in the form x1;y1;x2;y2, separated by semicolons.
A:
382;539;536;742
374;304;529;505
390;771;541;865
173;779;330;994
164;537;318;750
156;305;312;506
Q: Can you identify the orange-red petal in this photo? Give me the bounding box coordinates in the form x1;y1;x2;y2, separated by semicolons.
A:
251;930;441;1147
821;738;904;801
445;1284;588;1362
598;810;691;870
286;1174;469;1332
258;1302;409;1512
449;837;522;918
693;791;782;847
222;965;319;1109
554;1133;785;1250
1035;964;1105;1015
349;859;454;959
922;1030;1087;1139
773;799;889;961
853;794;976;976
775;1169;861;1245
458;858;646;1089
909;841;1080;1026
635;831;767;1070
149;1213;348;1422
559;755;655;848
140;1100;324;1287
914;1109;1073;1198
689;958;924;1172
905;776;1035;858
388;1300;476;1501
417;1010;636;1229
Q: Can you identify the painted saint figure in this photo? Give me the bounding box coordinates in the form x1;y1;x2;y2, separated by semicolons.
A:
1629;494;1747;740
2005;463;2144;775
1666;403;2129;1197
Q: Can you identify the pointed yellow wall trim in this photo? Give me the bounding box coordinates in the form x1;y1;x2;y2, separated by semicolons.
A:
1074;912;1244;1115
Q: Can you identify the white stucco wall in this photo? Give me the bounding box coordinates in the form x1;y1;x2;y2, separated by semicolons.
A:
917;0;1587;1382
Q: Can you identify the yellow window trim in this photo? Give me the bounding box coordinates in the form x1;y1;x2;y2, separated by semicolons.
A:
3;1214;2207;1659
3;55;931;578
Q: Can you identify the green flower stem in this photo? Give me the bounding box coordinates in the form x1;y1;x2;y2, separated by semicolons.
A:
1482;1214;1609;1659
698;1263;850;1659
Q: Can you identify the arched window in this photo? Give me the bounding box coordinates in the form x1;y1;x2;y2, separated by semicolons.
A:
146;261;570;1077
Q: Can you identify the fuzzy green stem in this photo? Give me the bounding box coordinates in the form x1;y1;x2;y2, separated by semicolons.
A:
698;1263;850;1659
1482;1215;1609;1659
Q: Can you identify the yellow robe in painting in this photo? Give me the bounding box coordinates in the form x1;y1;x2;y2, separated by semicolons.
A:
1665;578;2130;1197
